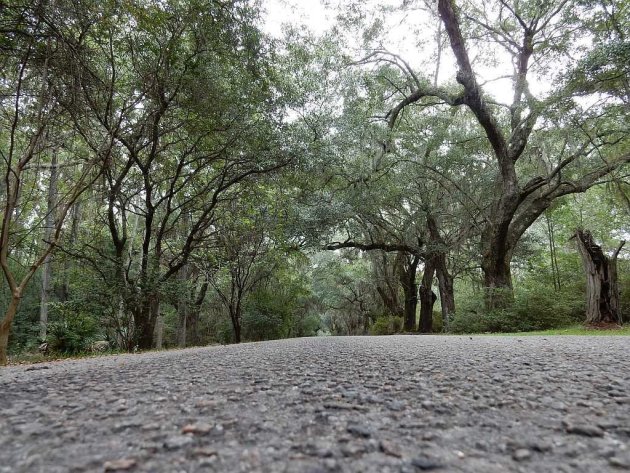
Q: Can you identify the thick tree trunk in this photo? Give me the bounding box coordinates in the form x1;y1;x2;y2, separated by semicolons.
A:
419;260;436;333
435;265;455;331
399;254;420;332
372;252;404;318
0;295;20;366
481;247;514;310
426;214;455;330
232;312;242;343
574;230;624;324
135;295;159;350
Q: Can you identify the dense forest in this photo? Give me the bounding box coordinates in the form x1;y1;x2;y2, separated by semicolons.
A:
1;0;628;365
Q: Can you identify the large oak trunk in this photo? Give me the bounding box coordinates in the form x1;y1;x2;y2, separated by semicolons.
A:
436;265;455;331
373;252;404;318
481;247;514;310
135;294;160;350
399;254;420;332
574;230;624;324
419;260;436;333
426;215;455;330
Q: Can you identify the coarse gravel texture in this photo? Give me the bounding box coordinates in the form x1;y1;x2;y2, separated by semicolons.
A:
1;335;629;473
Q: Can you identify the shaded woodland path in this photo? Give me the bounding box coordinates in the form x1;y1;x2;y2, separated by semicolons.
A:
1;336;629;472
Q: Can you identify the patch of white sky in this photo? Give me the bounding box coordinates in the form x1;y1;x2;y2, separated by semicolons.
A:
261;0;551;106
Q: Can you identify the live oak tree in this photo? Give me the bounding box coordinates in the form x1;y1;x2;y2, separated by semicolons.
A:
48;0;290;349
337;0;630;309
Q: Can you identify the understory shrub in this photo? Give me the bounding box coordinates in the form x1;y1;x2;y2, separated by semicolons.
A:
47;302;101;354
450;283;584;333
370;315;402;335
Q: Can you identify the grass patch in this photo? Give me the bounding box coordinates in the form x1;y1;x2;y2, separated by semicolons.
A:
476;325;630;336
7;349;125;366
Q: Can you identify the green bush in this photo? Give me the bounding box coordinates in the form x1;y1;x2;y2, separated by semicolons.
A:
450;283;583;334
291;313;321;338
47;303;101;354
432;311;444;333
370;315;402;335
243;308;285;341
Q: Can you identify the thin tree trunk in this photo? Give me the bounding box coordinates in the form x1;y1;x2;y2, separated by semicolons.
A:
177;265;191;348
154;299;163;349
433;18;443;87
60;200;81;302
189;280;208;346
39;152;58;341
545;211;561;291
609;243;625;319
419;260;436;333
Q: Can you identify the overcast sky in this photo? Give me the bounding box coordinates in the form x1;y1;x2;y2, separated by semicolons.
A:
260;0;531;104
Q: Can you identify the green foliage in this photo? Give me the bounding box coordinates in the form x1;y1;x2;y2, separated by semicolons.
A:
47;303;101;354
369;315;402;335
243;290;289;341
451;282;584;334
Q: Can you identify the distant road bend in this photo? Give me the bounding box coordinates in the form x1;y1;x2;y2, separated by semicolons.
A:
1;336;629;472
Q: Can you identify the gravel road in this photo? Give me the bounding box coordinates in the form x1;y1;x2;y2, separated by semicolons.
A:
1;335;629;473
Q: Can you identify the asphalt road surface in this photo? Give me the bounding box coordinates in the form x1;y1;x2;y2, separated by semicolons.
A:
1;336;629;472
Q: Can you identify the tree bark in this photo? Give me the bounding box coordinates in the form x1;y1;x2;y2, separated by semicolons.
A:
399;254;420;331
135;294;160;350
545;211;561;291
231;307;242;343
0;294;20;366
426;214;455;329
435;265;455;331
372;252;404;318
609;244;624;319
60;200;81;302
177;265;191;348
189;280;208;346
0;323;10;366
574;230;624;324
481;242;514;310
39;152;59;341
419;259;436;333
